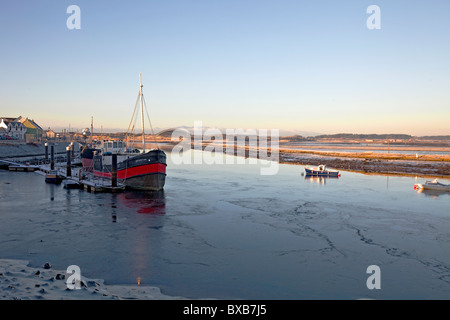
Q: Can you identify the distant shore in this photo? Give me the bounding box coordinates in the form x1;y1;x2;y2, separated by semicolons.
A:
182;140;450;178
1;140;448;178
277;150;449;178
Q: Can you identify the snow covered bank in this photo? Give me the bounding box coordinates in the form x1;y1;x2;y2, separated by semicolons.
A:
0;259;186;300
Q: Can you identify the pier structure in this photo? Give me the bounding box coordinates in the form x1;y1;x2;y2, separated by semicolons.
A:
36;163;125;193
1;155;125;193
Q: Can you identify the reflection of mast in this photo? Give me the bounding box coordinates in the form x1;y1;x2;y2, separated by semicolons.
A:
116;191;166;285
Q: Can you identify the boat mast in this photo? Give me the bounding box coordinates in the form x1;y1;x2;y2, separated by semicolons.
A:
90;116;93;145
140;73;145;153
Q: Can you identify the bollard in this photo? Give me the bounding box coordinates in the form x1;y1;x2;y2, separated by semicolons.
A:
70;142;74;159
50;145;55;170
66;146;72;177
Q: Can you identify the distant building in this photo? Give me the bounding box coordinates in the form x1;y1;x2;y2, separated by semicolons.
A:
17;116;43;142
45;128;56;140
0;126;8;140
0;117;27;140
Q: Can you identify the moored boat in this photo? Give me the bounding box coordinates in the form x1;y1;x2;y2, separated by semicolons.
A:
92;142;166;191
414;179;450;191
80;145;99;171
45;170;62;184
305;165;340;177
87;74;167;191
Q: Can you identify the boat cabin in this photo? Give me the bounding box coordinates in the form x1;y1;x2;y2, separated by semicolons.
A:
97;140;127;154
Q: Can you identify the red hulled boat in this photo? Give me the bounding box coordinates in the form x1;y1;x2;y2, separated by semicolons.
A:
81;74;167;191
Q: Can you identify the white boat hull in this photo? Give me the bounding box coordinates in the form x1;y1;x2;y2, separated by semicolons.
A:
415;179;450;192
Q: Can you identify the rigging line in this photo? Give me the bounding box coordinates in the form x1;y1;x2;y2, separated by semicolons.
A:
129;93;142;150
126;93;141;147
126;93;140;137
142;93;160;150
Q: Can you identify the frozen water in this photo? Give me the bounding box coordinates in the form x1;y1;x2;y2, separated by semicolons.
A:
0;150;449;299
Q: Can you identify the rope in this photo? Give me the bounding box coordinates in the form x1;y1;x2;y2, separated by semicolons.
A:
125;93;141;150
142;93;160;150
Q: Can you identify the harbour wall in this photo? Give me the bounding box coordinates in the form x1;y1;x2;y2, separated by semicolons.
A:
0;142;81;159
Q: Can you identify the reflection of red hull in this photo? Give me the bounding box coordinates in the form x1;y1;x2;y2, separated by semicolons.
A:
118;190;166;215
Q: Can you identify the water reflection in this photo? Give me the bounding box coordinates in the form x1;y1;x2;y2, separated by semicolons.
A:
114;190;166;286
117;190;166;215
416;188;450;199
111;193;118;222
304;175;339;185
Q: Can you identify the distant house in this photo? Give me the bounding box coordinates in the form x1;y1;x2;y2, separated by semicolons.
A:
0;126;7;140
17;116;43;142
45;128;56;139
0;117;27;140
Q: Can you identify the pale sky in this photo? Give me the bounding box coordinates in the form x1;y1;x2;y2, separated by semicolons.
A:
0;0;449;136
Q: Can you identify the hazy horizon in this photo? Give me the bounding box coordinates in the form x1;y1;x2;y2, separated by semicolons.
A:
42;123;450;138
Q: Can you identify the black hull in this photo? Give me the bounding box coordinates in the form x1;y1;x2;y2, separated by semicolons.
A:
125;172;166;191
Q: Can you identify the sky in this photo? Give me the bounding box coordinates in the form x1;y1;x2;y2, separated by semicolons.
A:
0;0;449;136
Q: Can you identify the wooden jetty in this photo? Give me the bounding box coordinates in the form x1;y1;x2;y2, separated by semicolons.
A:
2;160;125;193
37;164;125;193
1;143;126;193
0;159;40;172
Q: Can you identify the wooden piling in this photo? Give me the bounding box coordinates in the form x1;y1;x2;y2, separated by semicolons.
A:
112;154;117;188
50;145;55;170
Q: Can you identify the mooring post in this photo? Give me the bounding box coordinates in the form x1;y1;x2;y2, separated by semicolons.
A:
45;143;48;161
50;145;55;170
66;146;72;177
112;154;117;188
70;142;74;159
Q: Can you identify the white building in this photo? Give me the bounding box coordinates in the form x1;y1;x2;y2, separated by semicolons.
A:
0;118;27;140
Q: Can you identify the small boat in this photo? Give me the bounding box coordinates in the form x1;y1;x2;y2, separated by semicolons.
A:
414;179;450;191
45;170;62;184
305;165;340;177
63;180;82;189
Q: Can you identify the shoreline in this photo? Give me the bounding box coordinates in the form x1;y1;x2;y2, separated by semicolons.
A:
1;141;449;178
278;154;449;179
0;259;187;300
184;142;450;179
